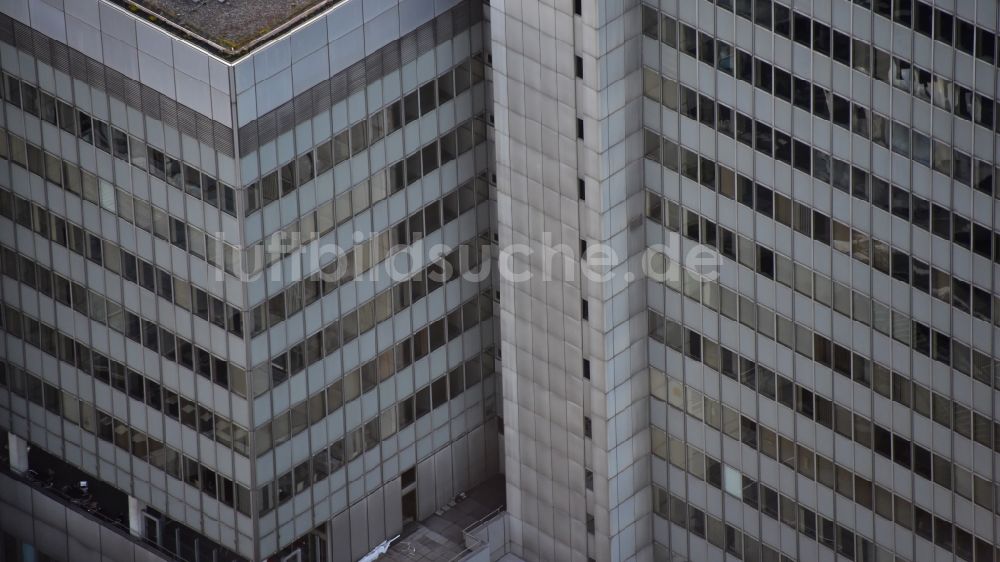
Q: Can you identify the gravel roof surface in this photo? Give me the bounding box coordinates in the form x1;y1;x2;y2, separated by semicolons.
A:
131;0;332;53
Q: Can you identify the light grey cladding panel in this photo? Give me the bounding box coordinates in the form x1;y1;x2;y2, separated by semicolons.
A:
235;87;258;128
329;26;366;76
137;49;176;97
255;67;293;116
364;6;400;56
416;456;436;520
64;13;101;61
349;500;370;560
207;57;228;93
210;86;231;127
329;0;364;39
451;434;470;493
366;489;387;550
26;0;65;41
171;39;210;83
290;15;328;62
98;1;136;46
135;18;173;66
467;424;486;484
63;0;99;29
253;36;290;81
433;446;454;506
362;0;395;22
234;58;254;93
329;510;353;562
102;34;139;80
398;0;435;35
174;67;213;117
4;0;28;24
383;478;403;538
291;45;330;97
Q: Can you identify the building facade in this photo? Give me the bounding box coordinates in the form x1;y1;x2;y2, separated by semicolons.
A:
3;0;1000;561
0;0;500;560
492;0;1000;561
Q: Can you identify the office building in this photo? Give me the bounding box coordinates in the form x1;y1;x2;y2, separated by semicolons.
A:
492;0;1000;560
3;0;1000;561
0;0;500;560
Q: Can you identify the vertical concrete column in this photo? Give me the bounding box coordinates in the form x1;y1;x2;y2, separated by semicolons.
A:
128;496;143;537
8;433;28;474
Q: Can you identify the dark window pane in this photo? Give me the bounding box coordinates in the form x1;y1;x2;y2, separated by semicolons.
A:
813;21;831;56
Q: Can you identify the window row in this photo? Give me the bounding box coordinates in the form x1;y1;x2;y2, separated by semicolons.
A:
0;191;243;339
255;289;493;453
0;248;251;422
649;212;996;416
248;177;490;337
643;126;997;308
644;8;999;139
243;114;489;270
252;235;490;396
256;349;495;515
649;307;997;497
0;189;244;340
250;232;490;392
243;56;486;215
653;442;884;562
1;302;251;457
700;0;998;74
1;275;249;401
0;361;252;517
647;181;997;339
252;275;493;419
0;130;243;279
654;356;999;523
651;487;794;562
0;73;237;216
644;68;990;206
650;249;997;453
647;128;1000;262
653;415;992;562
854;0;994;64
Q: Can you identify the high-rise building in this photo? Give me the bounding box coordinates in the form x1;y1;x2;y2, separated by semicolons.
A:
491;0;1000;560
0;0;500;560
3;0;1000;561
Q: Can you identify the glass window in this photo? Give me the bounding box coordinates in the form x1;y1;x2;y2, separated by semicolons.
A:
891;121;910;156
698;32;715;66
773;4;790;36
404;91;420;123
350;121;368;156
934;9;954;44
679;24;697;57
955;19;975;55
811;20;831;55
788;11;808;45
735;50;753;83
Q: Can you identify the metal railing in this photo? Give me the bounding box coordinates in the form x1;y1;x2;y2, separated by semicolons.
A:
446;506;506;562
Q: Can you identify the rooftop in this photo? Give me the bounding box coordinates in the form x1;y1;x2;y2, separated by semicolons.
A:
382;475;508;562
117;0;338;58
